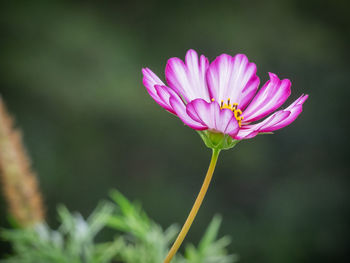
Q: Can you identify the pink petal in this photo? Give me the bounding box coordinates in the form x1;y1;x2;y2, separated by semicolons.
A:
154;85;184;114
236;94;308;139
263;106;302;132
169;97;207;130
142;68;165;96
186;99;239;137
142;68;174;113
206;54;259;109
287;93;309;108
165;49;210;102
235;128;259;140
242;73;291;122
235;111;290;140
260;94;308;132
258;111;292;131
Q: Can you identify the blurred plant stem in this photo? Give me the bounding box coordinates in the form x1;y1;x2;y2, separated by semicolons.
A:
0;97;45;227
164;148;220;263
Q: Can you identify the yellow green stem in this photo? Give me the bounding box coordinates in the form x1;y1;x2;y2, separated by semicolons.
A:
164;148;221;263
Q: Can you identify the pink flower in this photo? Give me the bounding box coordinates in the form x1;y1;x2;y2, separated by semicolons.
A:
142;49;308;147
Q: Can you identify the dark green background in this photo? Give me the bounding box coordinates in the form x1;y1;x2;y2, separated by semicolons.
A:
1;0;349;262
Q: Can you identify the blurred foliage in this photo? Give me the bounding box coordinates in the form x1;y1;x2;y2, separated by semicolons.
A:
1;191;235;263
180;215;236;263
108;190;177;263
0;0;349;262
1;202;118;263
108;190;236;263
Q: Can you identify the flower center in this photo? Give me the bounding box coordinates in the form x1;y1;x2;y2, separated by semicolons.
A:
211;98;244;127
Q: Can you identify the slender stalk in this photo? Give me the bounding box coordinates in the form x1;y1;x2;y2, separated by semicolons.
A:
164;148;220;263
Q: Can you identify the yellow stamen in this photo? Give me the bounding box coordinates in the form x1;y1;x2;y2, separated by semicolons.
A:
219;99;244;127
211;98;215;102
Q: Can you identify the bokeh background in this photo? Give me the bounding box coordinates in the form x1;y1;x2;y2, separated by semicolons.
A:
1;0;349;262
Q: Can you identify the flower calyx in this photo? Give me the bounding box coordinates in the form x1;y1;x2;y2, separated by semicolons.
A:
197;130;239;150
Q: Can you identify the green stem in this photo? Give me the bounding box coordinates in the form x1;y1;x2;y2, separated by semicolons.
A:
164;148;221;263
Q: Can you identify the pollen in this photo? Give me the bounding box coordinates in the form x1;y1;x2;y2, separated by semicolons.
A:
219;98;244;127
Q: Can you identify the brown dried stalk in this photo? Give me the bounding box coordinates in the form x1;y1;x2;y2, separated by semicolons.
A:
0;97;45;227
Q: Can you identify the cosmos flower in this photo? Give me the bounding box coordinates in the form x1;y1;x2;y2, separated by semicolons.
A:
142;50;309;262
142;49;307;148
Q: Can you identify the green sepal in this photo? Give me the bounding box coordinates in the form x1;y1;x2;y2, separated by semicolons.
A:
197;130;239;150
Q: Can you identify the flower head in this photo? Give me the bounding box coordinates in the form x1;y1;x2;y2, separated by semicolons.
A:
142;50;308;149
